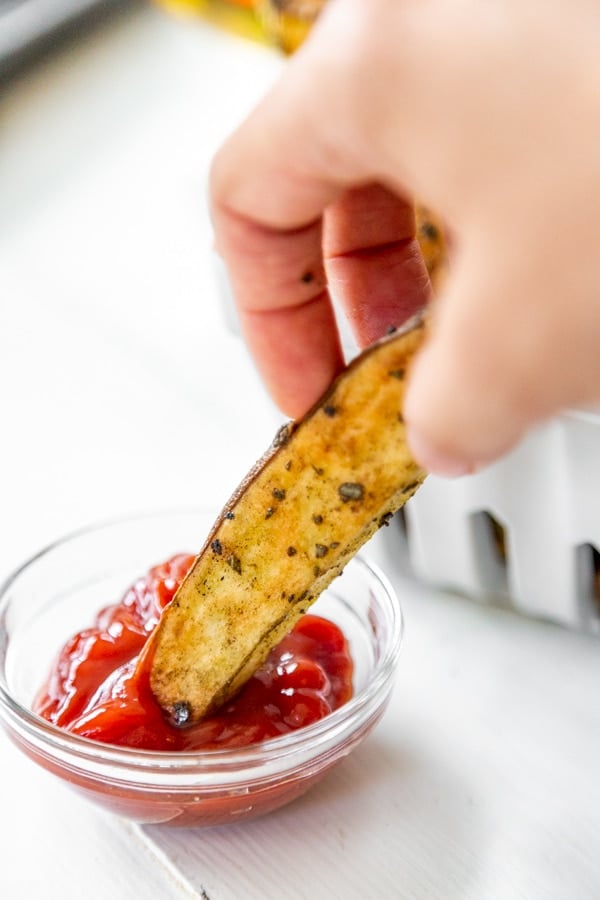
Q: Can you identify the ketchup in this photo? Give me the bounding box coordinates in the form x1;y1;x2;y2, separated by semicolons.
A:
35;554;354;751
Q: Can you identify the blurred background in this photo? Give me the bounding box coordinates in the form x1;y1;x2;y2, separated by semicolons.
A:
0;0;294;577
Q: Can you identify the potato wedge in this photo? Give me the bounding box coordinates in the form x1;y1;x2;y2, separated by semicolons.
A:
148;313;428;723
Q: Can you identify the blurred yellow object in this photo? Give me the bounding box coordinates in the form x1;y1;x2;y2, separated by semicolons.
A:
256;0;326;54
153;0;327;51
155;0;266;42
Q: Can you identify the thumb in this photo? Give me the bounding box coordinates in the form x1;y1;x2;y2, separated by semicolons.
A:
403;250;560;476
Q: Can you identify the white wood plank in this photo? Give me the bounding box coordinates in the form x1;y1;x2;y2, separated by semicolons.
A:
143;564;600;900
0;735;192;900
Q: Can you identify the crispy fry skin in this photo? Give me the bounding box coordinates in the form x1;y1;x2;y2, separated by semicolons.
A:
149;314;428;722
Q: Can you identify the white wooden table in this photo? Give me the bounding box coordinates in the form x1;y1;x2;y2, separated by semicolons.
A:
1;8;599;898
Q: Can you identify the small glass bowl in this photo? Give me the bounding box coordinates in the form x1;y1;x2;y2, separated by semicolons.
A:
0;511;402;827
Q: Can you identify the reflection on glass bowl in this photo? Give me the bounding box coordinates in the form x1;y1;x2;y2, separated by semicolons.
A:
0;510;402;827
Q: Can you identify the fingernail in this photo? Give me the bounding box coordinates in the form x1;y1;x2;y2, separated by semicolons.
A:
406;428;474;478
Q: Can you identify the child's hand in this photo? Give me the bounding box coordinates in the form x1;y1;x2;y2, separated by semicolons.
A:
211;0;600;475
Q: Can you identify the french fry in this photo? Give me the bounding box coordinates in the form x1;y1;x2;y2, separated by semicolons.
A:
149;314;428;723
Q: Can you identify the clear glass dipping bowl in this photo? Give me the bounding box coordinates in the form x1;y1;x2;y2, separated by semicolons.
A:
0;511;403;827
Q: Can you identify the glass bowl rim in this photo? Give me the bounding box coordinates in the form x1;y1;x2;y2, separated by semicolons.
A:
0;509;403;774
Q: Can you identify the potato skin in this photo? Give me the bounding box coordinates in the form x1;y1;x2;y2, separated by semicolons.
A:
415;204;448;292
149;313;427;722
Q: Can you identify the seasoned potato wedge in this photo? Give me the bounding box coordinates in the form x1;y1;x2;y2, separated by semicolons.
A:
148;313;428;723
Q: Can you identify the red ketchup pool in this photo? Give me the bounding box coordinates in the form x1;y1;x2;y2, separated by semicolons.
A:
35;554;354;751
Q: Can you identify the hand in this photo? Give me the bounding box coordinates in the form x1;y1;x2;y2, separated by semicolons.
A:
210;0;600;475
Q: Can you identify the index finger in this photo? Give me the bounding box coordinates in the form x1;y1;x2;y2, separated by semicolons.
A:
210;200;345;419
210;13;428;416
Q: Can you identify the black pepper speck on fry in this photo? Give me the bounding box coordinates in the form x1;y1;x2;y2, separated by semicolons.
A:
338;482;364;503
420;220;439;240
226;554;242;574
171;701;191;727
272;422;293;448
